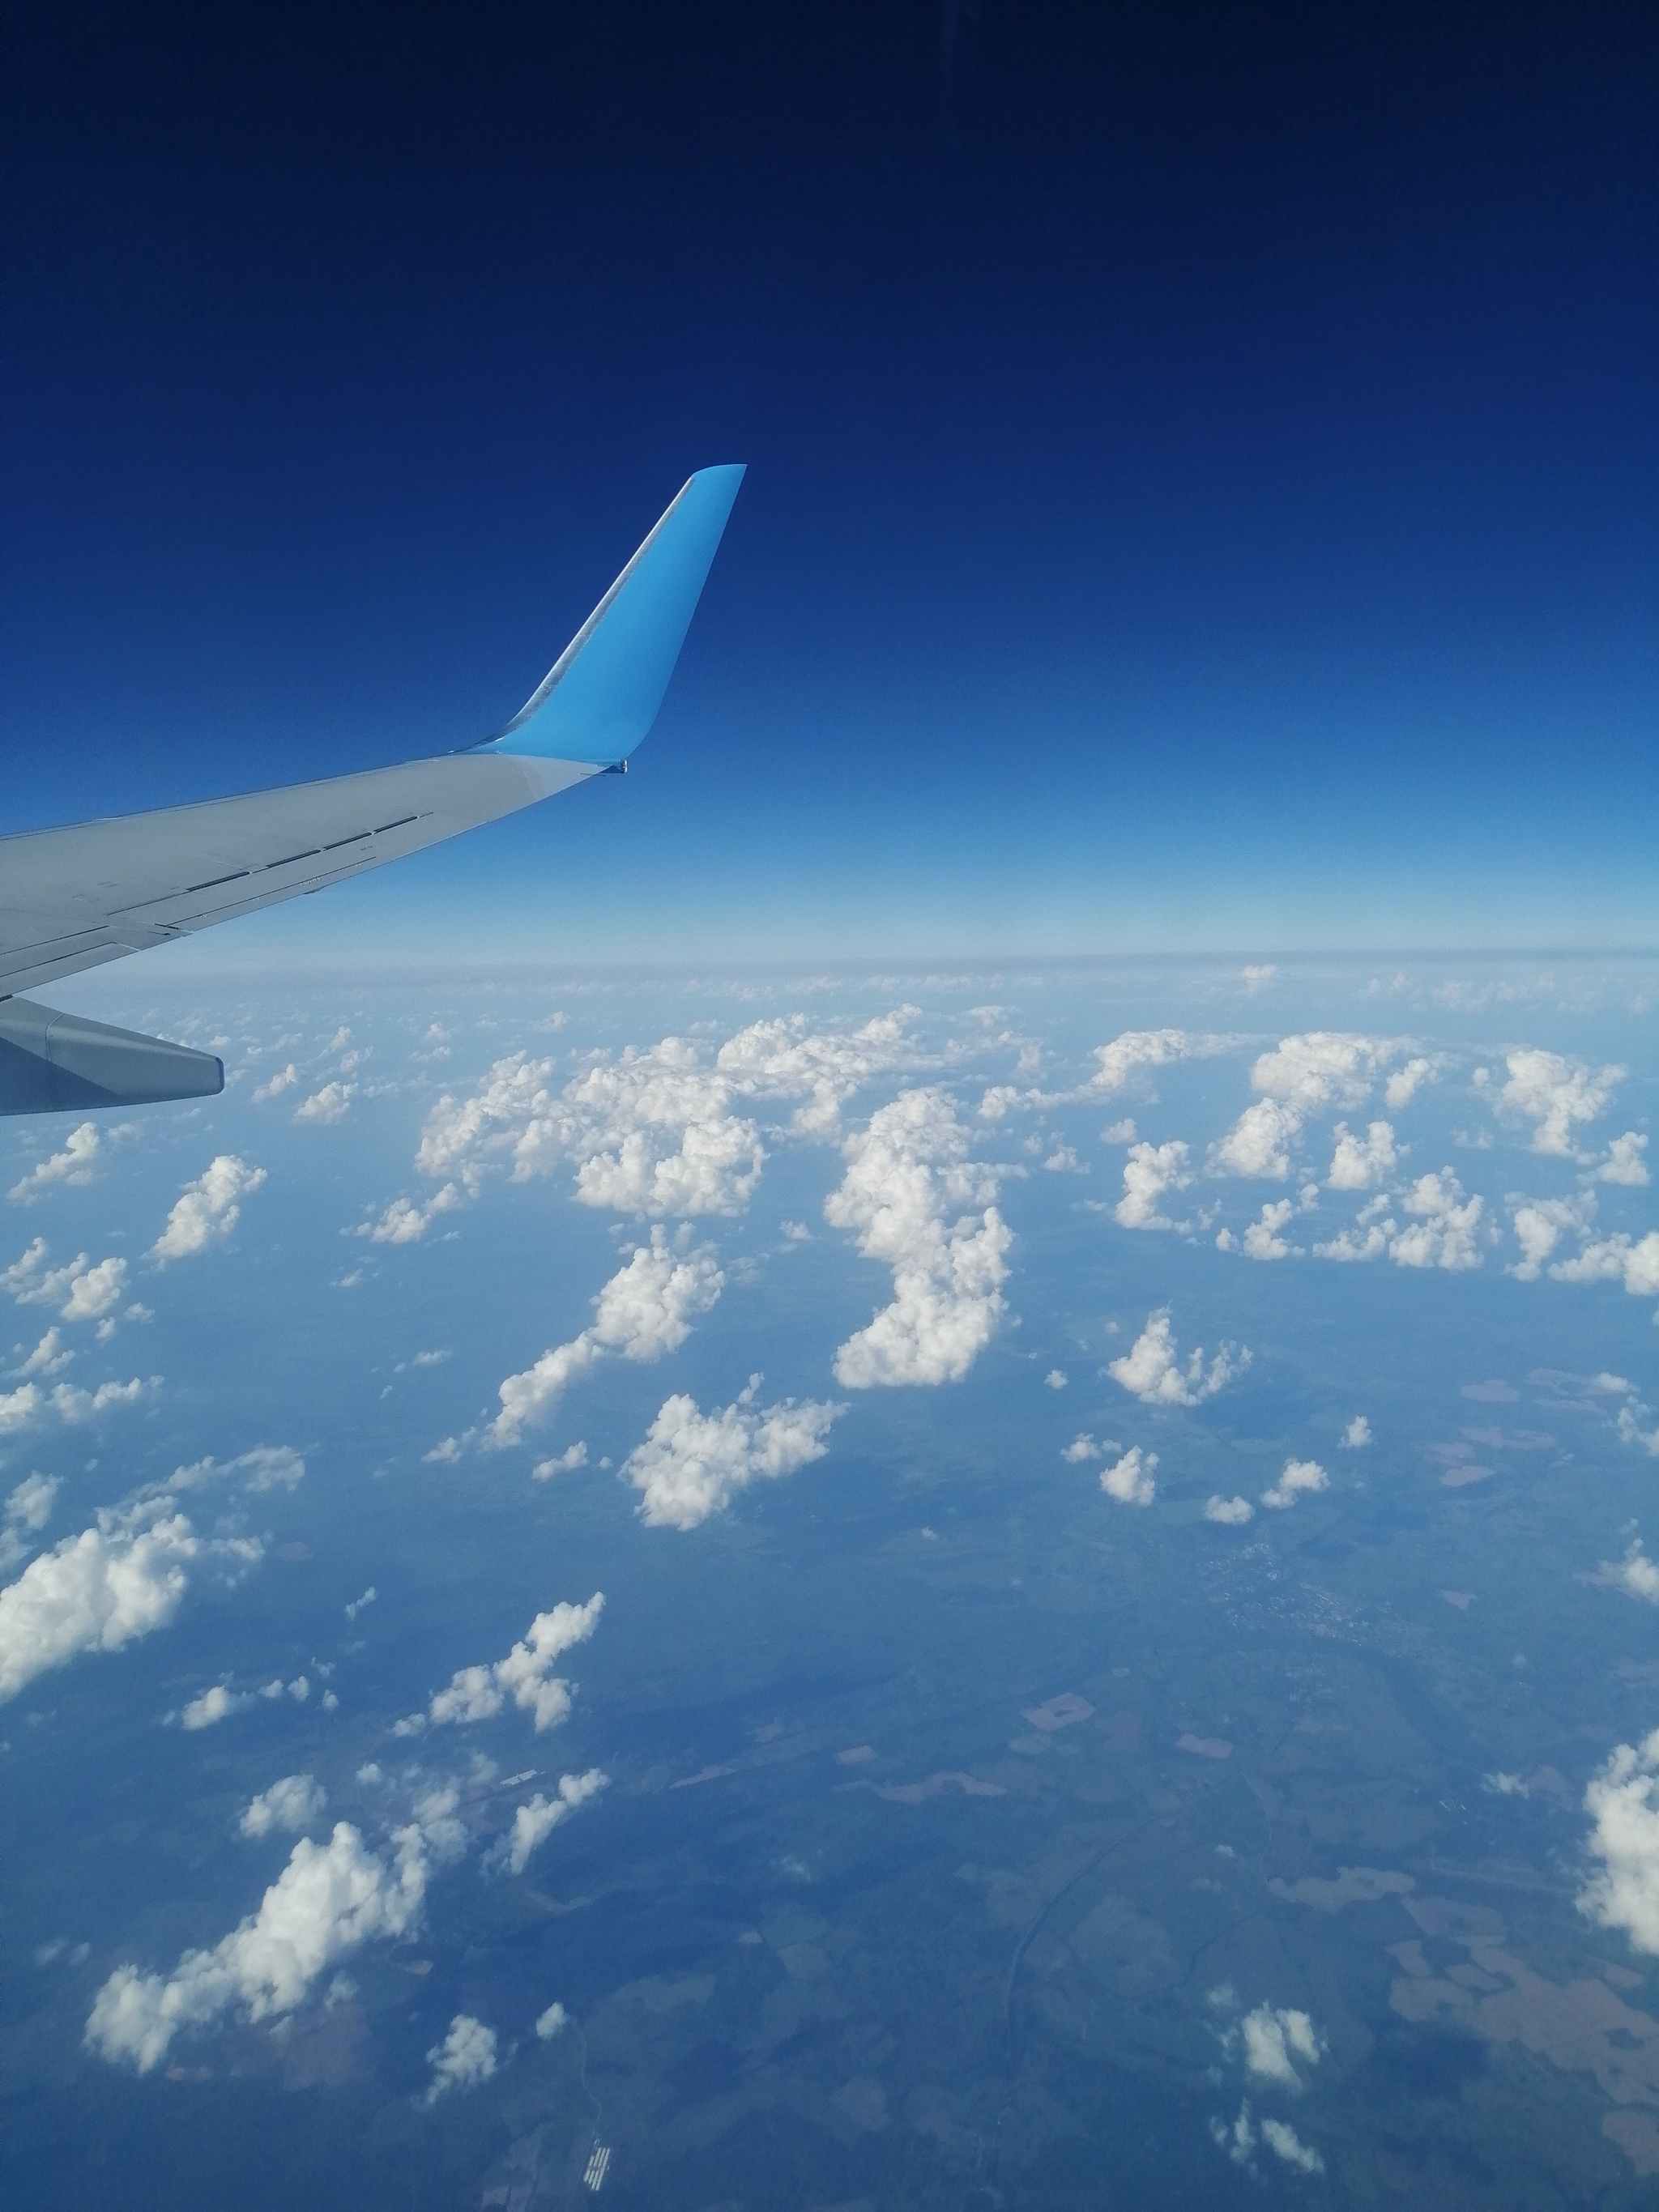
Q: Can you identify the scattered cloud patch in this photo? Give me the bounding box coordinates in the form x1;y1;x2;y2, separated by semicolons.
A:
1100;1447;1156;1507
1109;1311;1248;1407
1115;1140;1192;1232
1328;1119;1397;1191
151;1156;266;1264
827;1089;1009;1389
85;1799;463;2072
365;1186;460;1244
240;1775;326;1839
1089;1029;1230;1098
1240;2001;1323;2088
181;1684;254;1730
1044;1368;1068;1390
9;1123;100;1204
1204;1494;1254;1524
428;1594;603;1733
1341;1415;1372;1449
487;1230;723;1447
1500;1049;1622;1156
1600;1132;1650;1187
532;1443;587;1481
1593;1537;1659;1605
251;1063;297;1103
495;1768;608;1875
293;1082;354;1125
535;2000;569;2040
1242;1200;1299;1261
1391;1170;1482;1270
1580;1731;1659;1956
1212;1033;1401;1180
624;1379;840;1529
423;2015;497;2104
1261;1459;1328;1511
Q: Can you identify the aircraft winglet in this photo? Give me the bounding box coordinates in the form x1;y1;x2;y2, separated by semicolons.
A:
479;463;745;766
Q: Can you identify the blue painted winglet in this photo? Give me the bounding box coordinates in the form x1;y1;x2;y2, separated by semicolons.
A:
478;463;745;765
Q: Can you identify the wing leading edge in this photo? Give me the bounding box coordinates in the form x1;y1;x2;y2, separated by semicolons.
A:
0;465;744;1117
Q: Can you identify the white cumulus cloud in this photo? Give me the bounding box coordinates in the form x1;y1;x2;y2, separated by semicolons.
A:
8;1123;100;1204
1328;1119;1397;1190
1261;1458;1328;1511
87;1816;439;2072
486;1230;723;1448
1242;1200;1299;1261
1204;1494;1254;1524
535;2000;569;2039
1212;1033;1401;1180
1500;1048;1622;1157
294;1082;354;1125
423;2014;497;2103
1551;1230;1659;1298
151;1156;266;1264
429;1594;603;1733
241;1775;327;1839
1115;1140;1192;1231
1594;1537;1659;1605
1341;1415;1371;1449
826;1089;1009;1388
1088;1029;1231;1097
1240;2001;1322;2087
1109;1311;1247;1407
1509;1196;1589;1281
1580;1730;1659;1957
624;1379;840;1530
1600;1132;1650;1187
496;1767;608;1875
1100;1447;1156;1507
1390;1170;1483;1270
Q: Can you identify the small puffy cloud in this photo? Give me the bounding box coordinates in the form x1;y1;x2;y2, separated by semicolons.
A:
1100;1447;1156;1507
1242;1200;1299;1261
151;1156;266;1264
1044;1368;1068;1390
1115;1140;1192;1232
181;1684;254;1730
9;1123;100;1204
429;1594;603;1733
87;1818;437;2073
826;1089;1009;1390
1088;1029;1230;1097
1260;2119;1324;2175
2;1242;127;1324
344;1586;376;1620
1212;1033;1400;1180
1500;1049;1622;1156
6;1471;58;1532
19;1327;70;1376
1391;1170;1482;1271
1550;1230;1659;1299
532;1443;587;1481
535;2000;569;2040
1341;1415;1371;1449
488;1230;723;1447
251;1063;297;1103
0;1381;42;1432
167;1445;304;1496
625;1380;841;1530
1211;1097;1301;1181
1240;2001;1322;2088
240;1775;327;1839
1510;1196;1589;1281
496;1768;608;1875
365;1186;460;1244
1242;964;1276;995
1261;1458;1328;1511
51;1377;150;1426
1312;1221;1390;1263
1580;1729;1659;1955
1110;1311;1247;1407
417;1052;554;1194
293;1082;354;1125
1594;1537;1659;1605
1204;1494;1254;1524
0;1497;254;1703
1061;1434;1101;1464
1328;1119;1397;1191
1384;1056;1437;1110
1600;1132;1650;1187
423;2014;497;2104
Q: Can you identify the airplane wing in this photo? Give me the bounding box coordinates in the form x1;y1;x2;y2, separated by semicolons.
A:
0;464;745;1117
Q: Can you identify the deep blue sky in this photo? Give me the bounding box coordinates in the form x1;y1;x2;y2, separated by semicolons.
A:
2;2;1656;959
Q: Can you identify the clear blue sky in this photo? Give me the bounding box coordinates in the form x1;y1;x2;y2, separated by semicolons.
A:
2;2;1656;961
